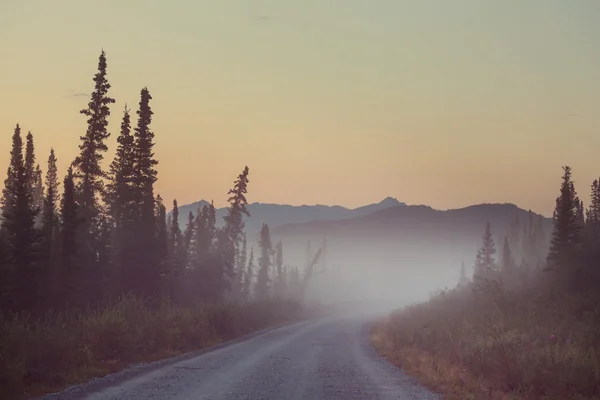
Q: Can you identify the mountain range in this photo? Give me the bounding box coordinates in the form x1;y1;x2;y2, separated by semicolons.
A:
171;197;552;301
172;197;405;233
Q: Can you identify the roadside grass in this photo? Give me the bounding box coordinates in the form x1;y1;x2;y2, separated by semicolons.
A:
0;296;309;400
372;281;600;400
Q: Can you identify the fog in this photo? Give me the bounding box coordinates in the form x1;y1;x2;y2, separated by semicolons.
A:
245;231;481;315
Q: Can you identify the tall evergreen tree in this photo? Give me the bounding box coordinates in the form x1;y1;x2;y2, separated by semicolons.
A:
60;166;81;308
473;222;498;290
547;166;581;268
223;166;250;245
33;164;44;221
156;195;169;297
188;205;221;301
105;106;136;296
500;236;516;285
1;124;23;220
131;87;159;300
208;168;251;301
255;223;272;300
216;167;250;299
41;149;60;261
106;105;135;234
242;246;255;301
24;131;36;203
72;50;115;270
2;126;41;313
167;199;183;301
584;179;600;248
233;235;248;300
274;241;285;298
183;210;195;269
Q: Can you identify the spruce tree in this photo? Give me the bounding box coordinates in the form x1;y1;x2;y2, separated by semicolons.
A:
215;167;250;299
547;166;581;268
132;88;157;221
33;164;44;222
500;236;516;285
1;124;23;220
233;235;248;300
584;179;600;248
106;105;135;235
0;228;8;309
274;241;285;298
24;131;36;204
473;222;498;292
223;166;250;245
105;106;137;296
242;246;255;302
188;205;218;301
132;87;159;299
167;199;183;301
72;50;115;270
41;149;60;262
255;223;272;300
576;199;585;230
2;126;40;313
60;166;81;308
183;210;195;269
156;195;169;297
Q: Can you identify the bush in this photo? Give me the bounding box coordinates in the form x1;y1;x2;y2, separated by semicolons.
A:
0;296;308;400
373;278;600;400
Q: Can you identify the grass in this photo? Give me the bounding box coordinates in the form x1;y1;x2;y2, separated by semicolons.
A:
372;280;600;400
0;296;311;400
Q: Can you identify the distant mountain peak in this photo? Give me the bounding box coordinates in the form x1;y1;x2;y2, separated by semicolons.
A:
379;197;401;206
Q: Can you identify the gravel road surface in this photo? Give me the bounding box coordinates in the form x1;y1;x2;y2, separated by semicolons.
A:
40;315;440;400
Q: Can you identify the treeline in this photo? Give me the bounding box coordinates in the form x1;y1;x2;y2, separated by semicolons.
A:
0;50;321;399
376;165;600;399
0;51;313;318
465;165;598;296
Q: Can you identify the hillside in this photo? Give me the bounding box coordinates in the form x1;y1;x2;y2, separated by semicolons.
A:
269;203;553;303
172;197;405;233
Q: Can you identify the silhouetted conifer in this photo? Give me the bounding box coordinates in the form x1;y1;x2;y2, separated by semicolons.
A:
255;223;272;300
274;241;285;298
33;164;43;223
233;235;248;301
41;149;59;260
156;195;169;297
473;222;498;293
500;236;516;285
242;246;255;301
129;87;160;300
547;166;581;268
167;199;183;301
60;166;81;308
106;105;135;234
24;131;36;203
73;50;115;271
183;210;195;268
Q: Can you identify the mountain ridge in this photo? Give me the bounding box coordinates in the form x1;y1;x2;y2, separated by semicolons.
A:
172;197;406;233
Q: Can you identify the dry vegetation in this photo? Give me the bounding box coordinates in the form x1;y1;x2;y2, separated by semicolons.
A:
372;277;600;400
0;296;310;400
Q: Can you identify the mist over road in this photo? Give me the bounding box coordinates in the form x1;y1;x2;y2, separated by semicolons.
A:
41;315;440;400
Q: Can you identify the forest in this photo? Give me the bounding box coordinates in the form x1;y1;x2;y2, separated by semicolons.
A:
373;166;600;399
0;51;318;399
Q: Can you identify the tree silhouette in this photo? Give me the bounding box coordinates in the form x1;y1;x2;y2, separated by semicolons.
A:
547;166;581;268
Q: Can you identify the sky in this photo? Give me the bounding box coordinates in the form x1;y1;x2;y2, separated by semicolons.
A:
1;0;600;216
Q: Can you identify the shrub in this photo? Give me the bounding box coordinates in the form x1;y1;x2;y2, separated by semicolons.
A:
0;297;307;400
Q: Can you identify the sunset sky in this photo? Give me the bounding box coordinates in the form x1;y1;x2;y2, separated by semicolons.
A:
1;0;600;216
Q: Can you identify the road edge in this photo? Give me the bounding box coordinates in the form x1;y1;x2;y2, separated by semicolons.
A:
35;319;313;400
